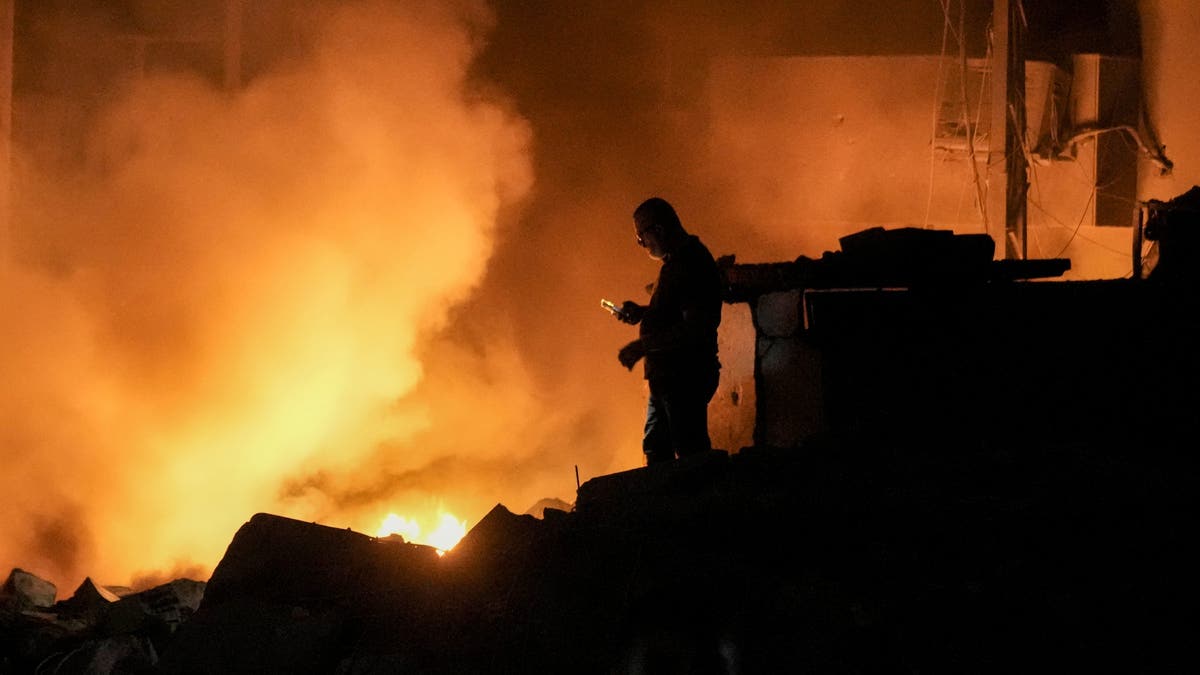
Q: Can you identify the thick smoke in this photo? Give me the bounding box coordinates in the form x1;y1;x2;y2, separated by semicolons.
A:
2;0;532;591
4;0;1026;593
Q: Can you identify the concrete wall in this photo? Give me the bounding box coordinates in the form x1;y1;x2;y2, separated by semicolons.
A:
1139;0;1200;201
728;278;1200;451
703;2;1200;449
702;53;1149;280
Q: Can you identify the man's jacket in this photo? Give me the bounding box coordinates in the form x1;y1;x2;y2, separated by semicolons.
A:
639;234;722;382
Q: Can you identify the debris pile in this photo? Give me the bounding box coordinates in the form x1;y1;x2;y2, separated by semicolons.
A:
1;569;204;674
5;435;1193;674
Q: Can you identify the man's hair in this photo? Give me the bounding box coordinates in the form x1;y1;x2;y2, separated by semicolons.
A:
633;197;684;235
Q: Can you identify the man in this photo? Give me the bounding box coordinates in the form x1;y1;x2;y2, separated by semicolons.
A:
613;197;723;465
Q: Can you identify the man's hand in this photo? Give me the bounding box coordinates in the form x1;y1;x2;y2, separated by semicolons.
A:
617;339;646;370
618;301;645;325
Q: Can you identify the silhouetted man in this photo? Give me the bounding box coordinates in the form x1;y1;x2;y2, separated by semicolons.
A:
613;197;722;465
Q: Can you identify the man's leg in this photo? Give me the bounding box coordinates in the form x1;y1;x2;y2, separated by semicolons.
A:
642;393;674;465
660;370;720;459
663;393;712;459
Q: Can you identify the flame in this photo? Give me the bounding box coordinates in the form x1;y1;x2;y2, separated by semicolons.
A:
376;511;467;555
0;0;535;592
377;514;422;541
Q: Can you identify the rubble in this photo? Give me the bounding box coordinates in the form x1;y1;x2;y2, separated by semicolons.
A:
522;497;573;519
0;572;206;674
34;634;159;675
154;514;441;675
54;577;122;622
1;569;57;610
2;221;1197;672
1;434;1195;673
102;579;205;636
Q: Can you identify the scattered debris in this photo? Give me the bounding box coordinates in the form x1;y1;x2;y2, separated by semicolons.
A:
2;433;1194;674
3;221;1197;672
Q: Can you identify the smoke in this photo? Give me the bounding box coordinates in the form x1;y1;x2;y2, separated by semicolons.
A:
2;0;532;591
2;0;992;593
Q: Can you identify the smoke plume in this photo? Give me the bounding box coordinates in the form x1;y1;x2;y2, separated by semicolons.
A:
2;0;532;591
3;0;1015;593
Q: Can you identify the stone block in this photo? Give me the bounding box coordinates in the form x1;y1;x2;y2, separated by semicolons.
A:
1;568;57;609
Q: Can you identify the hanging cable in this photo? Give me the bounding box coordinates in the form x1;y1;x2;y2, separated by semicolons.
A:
922;0;955;229
1058;124;1173;176
961;0;989;234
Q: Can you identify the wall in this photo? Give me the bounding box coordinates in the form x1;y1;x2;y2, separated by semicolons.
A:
1138;0;1200;201
701;53;1157;280
702;2;1200;448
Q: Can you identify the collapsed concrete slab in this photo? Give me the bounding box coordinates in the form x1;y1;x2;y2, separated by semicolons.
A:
443;503;546;578
523;496;573;518
574;448;733;530
34;634;159;675
102;578;206;636
156;513;443;675
0;574;209;673
52;577;122;627
1;568;57;609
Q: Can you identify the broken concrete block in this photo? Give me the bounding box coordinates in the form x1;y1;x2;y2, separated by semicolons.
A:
53;577;120;625
102;578;206;635
1;568;57;609
65;577;120;605
442;503;542;576
103;585;134;598
35;634;158;674
156;598;344;675
135;579;204;620
0;606;78;672
79;578;122;603
197;513;440;610
155;513;443;675
574;449;731;529
524;497;573;519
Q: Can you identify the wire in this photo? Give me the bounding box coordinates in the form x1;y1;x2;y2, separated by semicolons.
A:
1025;159;1130;261
1047;189;1094;258
961;1;989;233
1018;83;1137;264
1061;124;1173;175
966;44;991;232
1026;137;1047;258
923;0;955;229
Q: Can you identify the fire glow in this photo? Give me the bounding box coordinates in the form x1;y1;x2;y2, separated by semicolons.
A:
0;0;536;593
376;512;468;555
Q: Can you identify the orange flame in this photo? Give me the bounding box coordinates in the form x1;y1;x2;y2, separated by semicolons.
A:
376;511;468;555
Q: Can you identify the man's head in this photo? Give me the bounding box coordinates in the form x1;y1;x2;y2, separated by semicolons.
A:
633;197;685;260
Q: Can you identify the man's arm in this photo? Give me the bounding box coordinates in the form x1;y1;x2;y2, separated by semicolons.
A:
617;339;646;370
